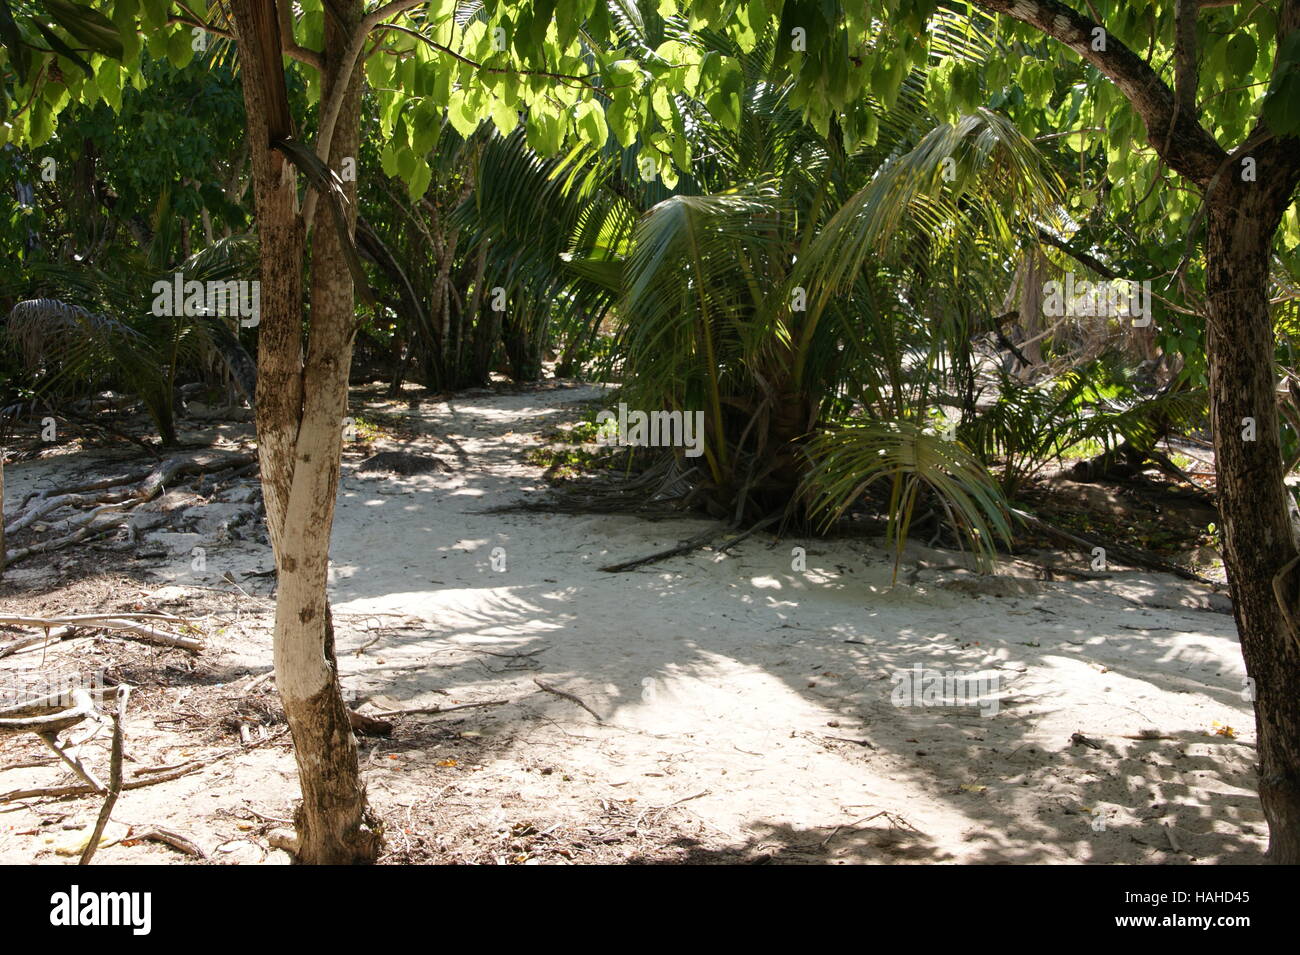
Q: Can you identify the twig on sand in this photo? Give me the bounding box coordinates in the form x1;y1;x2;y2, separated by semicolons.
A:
79;685;130;864
1164;823;1183;853
820;810;921;848
1;728;289;803
533;678;604;724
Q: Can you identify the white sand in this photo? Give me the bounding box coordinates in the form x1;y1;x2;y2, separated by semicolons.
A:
0;384;1266;863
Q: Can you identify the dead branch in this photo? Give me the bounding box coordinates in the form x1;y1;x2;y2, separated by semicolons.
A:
715;514;783;555
2;524;111;567
533;678;604;723
36;730;106;792
346;709;393;736
79;684;130;865
0;626;79;659
136;451;257;502
1;727;289;803
598;524;726;573
1010;507;1220;587
6;490;126;537
124;825;206;859
0;614;202;653
371;699;510;718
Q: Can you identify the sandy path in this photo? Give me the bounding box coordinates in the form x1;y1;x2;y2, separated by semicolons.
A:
0;383;1265;863
320;384;1264;863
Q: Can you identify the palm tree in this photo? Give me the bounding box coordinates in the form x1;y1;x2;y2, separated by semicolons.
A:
453;19;1067;566
2;236;258;444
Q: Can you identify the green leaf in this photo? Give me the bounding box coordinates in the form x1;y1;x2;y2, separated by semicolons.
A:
1224;33;1256;77
29;18;94;76
525;108;565;154
446;88;481;137
491;96;519;136
1263;71;1300;137
410;99;441;155
42;0;124;58
572;100;607;148
407;157;431;201
166;27;195;70
380;140;401;178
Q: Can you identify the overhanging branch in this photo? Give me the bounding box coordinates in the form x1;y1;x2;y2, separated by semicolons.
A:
970;0;1226;186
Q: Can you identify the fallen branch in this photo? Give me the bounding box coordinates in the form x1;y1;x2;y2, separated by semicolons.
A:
5;489;132;537
346;709;393;737
0;626;79;659
0;614;202;653
715;514;783;555
124;825;206;859
599;524;726;573
136;451;257;502
1010;507;1220;587
533;678;604;724
0;687;99;738
19;468;154;508
371;699;509;719
2;524;111;567
1;728;289;802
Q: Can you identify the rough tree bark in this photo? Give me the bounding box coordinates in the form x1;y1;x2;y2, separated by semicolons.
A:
1206;165;1300;863
229;0;379;863
971;0;1300;861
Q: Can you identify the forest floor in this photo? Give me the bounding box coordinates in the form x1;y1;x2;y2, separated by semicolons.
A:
0;382;1266;864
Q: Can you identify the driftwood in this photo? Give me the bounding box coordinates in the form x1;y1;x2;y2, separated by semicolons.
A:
0;614;203;653
136;451;256;501
2;450;257;568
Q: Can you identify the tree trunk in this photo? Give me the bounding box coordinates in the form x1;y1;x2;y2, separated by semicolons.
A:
1206;167;1300;863
466;245;496;386
229;0;379;864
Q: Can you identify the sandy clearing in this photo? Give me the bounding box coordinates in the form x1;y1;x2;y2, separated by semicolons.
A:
0;383;1265;863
